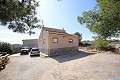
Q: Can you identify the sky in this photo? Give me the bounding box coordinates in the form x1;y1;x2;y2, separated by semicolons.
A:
0;0;97;44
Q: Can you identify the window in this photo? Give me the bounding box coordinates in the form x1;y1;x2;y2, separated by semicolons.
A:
53;37;58;43
32;49;39;51
69;39;73;43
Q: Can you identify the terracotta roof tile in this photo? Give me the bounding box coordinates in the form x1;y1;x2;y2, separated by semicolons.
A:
42;27;75;36
43;27;66;33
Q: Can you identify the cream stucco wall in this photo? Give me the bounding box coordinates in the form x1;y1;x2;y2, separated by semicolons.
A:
22;39;38;47
49;34;78;49
38;27;79;55
38;29;49;54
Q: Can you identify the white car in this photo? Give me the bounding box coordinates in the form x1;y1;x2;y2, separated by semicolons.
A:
20;48;29;55
30;48;40;57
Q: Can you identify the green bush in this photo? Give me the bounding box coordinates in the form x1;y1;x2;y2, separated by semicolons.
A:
94;37;110;50
11;46;21;54
0;42;13;54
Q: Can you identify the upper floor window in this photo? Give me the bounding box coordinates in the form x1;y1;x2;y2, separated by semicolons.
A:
53;37;58;43
69;39;73;43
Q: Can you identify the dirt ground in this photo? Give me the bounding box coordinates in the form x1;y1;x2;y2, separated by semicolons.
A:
0;51;120;80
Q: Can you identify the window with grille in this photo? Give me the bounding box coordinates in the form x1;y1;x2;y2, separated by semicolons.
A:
53;37;58;43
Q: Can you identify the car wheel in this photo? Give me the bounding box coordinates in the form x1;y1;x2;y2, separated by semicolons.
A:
38;54;40;56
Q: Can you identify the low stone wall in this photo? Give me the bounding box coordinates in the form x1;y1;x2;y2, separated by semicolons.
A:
49;47;79;56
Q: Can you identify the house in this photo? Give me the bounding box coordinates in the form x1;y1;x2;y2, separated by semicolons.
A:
38;27;79;56
22;39;38;48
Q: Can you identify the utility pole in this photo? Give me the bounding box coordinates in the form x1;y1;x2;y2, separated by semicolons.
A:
42;20;44;27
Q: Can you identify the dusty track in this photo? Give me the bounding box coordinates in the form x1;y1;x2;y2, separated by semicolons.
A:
0;52;120;80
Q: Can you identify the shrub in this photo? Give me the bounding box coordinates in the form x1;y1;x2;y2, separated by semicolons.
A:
11;46;21;54
0;42;13;54
94;37;110;50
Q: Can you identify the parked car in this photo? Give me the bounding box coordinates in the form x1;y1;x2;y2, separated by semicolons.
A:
30;48;40;57
20;48;29;55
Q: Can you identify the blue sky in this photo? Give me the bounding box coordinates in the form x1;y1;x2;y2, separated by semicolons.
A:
0;0;97;44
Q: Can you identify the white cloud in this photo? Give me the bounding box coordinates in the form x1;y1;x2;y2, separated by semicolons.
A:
0;30;15;35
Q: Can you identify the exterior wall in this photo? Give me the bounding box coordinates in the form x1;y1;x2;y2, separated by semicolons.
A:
22;39;38;48
49;47;79;56
48;34;79;56
38;27;79;56
38;29;49;55
49;34;78;49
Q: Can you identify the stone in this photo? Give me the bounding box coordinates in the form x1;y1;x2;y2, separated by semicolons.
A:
49;47;79;56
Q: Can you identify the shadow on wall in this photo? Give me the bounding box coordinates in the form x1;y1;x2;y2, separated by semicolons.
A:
50;51;94;63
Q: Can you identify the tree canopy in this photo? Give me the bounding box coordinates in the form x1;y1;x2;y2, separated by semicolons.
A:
77;0;120;39
74;32;82;42
0;0;40;34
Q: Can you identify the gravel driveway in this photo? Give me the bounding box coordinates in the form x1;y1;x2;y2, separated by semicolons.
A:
0;51;120;80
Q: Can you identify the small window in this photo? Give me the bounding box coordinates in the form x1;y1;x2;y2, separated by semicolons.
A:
53;37;58;43
69;39;73;43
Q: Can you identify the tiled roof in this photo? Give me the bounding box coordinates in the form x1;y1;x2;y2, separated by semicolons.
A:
49;31;68;35
43;27;66;33
42;27;75;36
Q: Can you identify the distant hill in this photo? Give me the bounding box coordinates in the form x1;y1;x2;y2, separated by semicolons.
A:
12;44;22;47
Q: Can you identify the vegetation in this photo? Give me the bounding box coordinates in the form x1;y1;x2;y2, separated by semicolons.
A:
77;0;120;48
77;0;120;38
0;42;13;54
74;32;82;46
94;37;109;49
0;0;40;34
74;32;82;42
11;45;22;54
